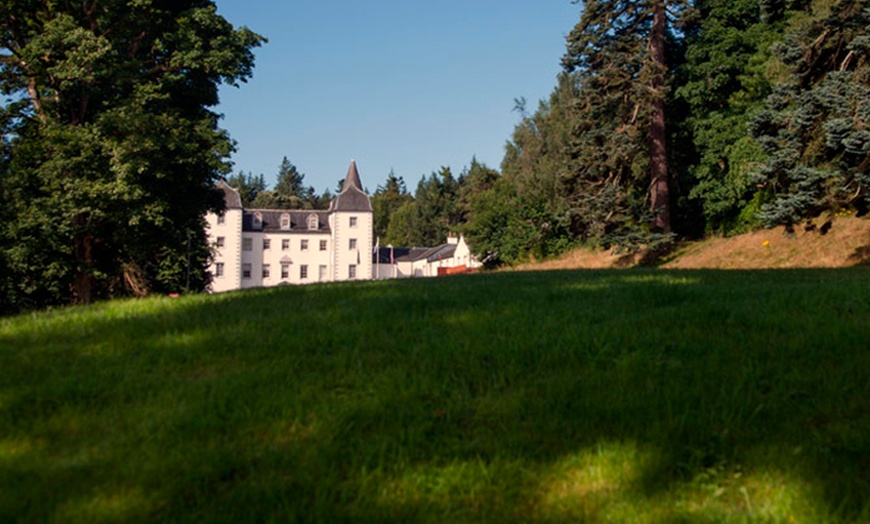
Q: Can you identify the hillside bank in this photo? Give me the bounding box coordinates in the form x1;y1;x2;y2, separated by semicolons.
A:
515;216;870;271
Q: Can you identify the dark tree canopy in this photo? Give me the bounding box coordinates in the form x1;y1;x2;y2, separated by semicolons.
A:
233;158;330;210
750;1;870;225
675;0;777;233
372;169;412;242
464;0;869;266
384;167;461;247
227;171;267;207
0;1;265;311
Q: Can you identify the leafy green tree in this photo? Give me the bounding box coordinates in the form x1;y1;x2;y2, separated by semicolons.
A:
410;167;460;247
457;157;500;224
677;0;785;234
384;200;418;247
316;188;334;210
0;1;264;308
463;176;571;266
372;169;412;241
303;186;331;210
749;0;870;225
227;171;267;207
463;177;518;266
500;74;578;249
502;75;576;207
250;158;308;208
379;166;470;247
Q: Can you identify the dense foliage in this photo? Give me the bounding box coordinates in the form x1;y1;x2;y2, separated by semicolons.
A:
0;1;264;313
457;0;869;265
379;166;462;248
3;0;868;311
750;0;870;226
371;170;413;244
228;157;332;210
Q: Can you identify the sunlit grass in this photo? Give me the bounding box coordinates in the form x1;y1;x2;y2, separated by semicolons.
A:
2;269;869;522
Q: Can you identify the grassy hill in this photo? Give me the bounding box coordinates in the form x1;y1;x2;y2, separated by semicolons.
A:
2;268;870;522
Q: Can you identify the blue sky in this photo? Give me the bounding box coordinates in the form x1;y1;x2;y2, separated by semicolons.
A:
214;1;580;194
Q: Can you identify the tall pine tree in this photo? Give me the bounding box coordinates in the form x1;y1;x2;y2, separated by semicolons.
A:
563;0;689;238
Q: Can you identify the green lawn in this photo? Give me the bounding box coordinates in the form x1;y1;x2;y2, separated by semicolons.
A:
2;269;869;522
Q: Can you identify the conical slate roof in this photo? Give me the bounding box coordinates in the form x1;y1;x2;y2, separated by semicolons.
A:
217;179;243;209
342;159;363;192
332;160;372;212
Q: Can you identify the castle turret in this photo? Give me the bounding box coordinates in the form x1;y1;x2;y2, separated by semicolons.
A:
331;160;373;280
207;180;244;292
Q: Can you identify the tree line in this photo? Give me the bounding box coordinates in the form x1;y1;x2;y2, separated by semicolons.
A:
227;157;333;210
355;0;870;268
2;0;867;313
471;0;869;265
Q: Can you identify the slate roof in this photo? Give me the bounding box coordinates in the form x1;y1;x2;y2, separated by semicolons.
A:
373;246;412;264
217;160;371;231
380;243;457;263
242;210;331;234
422;244;457;263
217;179;243;209
332;160;373;212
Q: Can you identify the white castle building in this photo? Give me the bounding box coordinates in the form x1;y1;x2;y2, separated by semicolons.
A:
205;160;481;292
206;160;374;292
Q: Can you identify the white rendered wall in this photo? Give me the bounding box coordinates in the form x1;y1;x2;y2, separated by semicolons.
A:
261;232;333;285
331;211;373;281
206;208;242;292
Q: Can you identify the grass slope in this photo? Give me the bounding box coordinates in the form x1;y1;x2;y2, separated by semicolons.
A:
516;215;870;271
2;270;870;522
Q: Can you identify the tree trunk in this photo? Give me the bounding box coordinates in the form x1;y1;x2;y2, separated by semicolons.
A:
649;0;671;233
72;214;95;304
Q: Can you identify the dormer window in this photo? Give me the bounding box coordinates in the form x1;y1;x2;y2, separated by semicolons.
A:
307;213;319;230
252;211;263;230
280;213;290;230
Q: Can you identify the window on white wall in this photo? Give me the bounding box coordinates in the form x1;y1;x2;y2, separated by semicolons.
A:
242;238;252;251
217;213;225;225
348;265;356;279
215;263;224;277
301;239;309;251
349;238;357;250
349;216;358;228
262;264;270;278
216;236;225;247
242;263;252;279
319;265;327;281
282;239;290;250
281;263;289;279
300;265;308;279
263;238;271;250
319;240;327;251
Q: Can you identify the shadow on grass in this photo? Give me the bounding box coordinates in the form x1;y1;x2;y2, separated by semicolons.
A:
1;269;869;521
